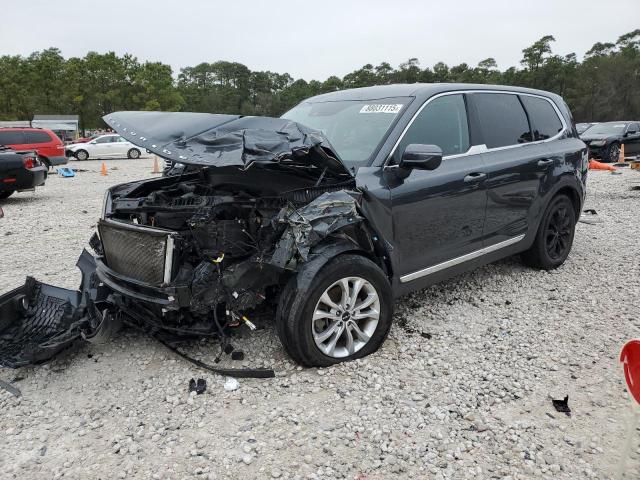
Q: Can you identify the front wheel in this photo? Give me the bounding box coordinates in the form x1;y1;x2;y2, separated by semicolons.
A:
277;254;393;367
606;142;620;163
75;149;89;161
521;194;576;270
127;148;141;159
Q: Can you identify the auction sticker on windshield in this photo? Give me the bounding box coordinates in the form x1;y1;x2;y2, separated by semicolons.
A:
359;104;403;114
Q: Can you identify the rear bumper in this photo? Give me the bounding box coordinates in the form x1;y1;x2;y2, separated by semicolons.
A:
47;155;68;166
0;166;47;192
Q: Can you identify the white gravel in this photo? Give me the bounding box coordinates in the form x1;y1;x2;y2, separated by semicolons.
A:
1;159;640;479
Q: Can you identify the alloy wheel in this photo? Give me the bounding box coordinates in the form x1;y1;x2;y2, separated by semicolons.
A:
545;206;572;260
609;144;620;162
312;276;380;358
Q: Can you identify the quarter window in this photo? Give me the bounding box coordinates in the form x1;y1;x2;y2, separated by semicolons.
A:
520;96;563;140
396;94;470;159
473;93;532;148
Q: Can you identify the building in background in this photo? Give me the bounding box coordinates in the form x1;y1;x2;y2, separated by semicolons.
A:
32;115;80;142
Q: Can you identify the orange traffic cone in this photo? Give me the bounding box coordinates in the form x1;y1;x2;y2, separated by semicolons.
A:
100;162;108;176
589;159;617;171
152;156;161;174
619;143;626;163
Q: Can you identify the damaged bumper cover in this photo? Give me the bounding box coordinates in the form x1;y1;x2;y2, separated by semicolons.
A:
0;250;100;368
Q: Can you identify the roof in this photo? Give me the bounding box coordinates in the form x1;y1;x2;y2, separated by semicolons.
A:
302;83;562;103
33;114;79;121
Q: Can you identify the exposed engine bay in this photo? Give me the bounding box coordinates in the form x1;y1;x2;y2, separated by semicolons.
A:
0;113;380;373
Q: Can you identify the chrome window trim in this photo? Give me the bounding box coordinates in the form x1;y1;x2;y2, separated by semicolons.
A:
399;234;525;283
385;90;567;167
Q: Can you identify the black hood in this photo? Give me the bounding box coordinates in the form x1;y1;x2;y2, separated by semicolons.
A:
580;133;616;142
103;111;351;179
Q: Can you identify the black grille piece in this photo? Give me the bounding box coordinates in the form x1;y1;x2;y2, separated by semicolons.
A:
98;220;169;285
0;279;82;368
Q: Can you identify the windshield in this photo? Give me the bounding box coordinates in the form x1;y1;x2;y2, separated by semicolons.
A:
282;97;410;168
585;123;627;135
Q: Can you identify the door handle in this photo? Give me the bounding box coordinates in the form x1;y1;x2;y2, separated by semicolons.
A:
537;159;553;167
463;172;487;183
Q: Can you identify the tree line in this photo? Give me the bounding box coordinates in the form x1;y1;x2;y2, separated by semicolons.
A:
0;30;638;133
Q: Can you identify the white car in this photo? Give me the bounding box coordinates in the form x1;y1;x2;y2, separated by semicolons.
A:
66;134;145;161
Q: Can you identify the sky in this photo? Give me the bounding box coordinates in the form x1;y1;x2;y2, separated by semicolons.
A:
2;0;638;80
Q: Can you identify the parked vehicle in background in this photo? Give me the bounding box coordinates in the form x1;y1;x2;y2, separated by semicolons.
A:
576;122;598;134
0;83;588;368
0;128;68;170
579;121;640;162
0;145;47;200
66;134;145;160
74;133;101;144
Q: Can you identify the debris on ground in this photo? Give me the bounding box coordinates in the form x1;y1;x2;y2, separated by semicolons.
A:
188;378;206;395
552;395;571;416
579;209;602;225
57;167;76;177
224;377;240;392
0;378;21;397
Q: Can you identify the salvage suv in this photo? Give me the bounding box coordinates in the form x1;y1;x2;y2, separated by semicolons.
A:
0;84;588;369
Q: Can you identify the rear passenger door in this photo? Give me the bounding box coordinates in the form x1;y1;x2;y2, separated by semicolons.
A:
0;130;26;148
468;92;558;245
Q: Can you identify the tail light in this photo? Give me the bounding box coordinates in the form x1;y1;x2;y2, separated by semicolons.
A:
23;157;36;169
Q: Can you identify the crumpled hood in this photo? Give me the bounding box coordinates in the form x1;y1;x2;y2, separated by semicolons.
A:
103;111;351;178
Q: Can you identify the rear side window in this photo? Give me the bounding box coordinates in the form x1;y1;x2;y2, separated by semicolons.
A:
473;93;532;148
24;130;53;144
396;94;470;158
0;131;26;145
520;96;563;140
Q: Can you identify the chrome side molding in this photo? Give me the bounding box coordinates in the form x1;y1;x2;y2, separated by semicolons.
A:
399;234;526;283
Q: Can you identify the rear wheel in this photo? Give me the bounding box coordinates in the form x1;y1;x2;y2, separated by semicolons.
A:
75;149;89;161
277;254;393;367
0;191;14;200
521;194;576;270
127;148;141;159
39;157;50;170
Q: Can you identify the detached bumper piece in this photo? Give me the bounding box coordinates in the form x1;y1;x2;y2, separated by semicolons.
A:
0;279;83;368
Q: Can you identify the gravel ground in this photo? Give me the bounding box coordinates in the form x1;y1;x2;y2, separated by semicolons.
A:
1;159;640;480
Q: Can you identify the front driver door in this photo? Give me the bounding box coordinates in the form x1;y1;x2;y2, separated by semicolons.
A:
624;123;640;155
387;93;488;282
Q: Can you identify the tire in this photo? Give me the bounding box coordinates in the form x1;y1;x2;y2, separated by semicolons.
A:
39;157;50;170
75;149;89;161
276;254;393;367
127;148;141;159
605;142;620;163
521;194;576;270
0;190;14;200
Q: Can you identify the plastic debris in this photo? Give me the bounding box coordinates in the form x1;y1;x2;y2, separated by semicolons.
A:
188;378;207;395
57;167;76;177
224;377;239;392
0;378;21;397
551;395;571;416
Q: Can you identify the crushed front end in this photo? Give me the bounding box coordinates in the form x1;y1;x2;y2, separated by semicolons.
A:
0;113;376;368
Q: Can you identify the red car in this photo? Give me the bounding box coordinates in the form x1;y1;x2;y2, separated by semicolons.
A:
0;128;68;169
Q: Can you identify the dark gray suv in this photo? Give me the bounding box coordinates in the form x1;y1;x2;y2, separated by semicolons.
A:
0;84;588;370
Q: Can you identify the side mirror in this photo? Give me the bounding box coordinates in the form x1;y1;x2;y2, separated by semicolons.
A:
627;130;638;136
399;144;443;172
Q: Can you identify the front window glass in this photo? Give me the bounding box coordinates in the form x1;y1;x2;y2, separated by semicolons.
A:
586;123;627;135
395;94;470;160
282;97;410;168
